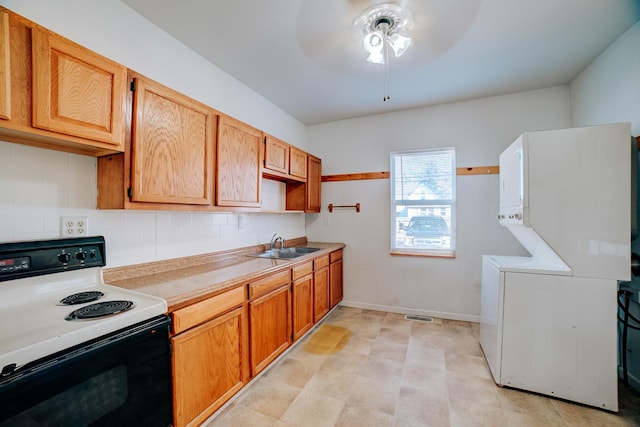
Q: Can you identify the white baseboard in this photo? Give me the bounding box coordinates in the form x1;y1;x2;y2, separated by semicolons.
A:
339;299;481;323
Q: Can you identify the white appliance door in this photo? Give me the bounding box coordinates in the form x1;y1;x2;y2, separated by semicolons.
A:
500;272;618;411
479;256;504;384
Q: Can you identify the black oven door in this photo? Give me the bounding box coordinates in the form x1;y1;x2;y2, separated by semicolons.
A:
0;315;172;427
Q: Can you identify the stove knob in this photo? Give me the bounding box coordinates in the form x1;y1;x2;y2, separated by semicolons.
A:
58;253;71;264
76;251;87;261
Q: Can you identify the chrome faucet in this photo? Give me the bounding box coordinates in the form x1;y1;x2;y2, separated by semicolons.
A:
270;233;284;251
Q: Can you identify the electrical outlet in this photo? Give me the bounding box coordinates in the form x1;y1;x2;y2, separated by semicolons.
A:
61;216;89;237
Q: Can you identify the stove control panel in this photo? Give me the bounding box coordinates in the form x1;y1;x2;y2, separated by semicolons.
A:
0;236;106;282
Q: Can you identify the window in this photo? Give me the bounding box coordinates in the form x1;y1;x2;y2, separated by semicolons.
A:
390;148;456;256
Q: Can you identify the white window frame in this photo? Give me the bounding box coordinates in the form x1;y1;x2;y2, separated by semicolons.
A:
390;148;456;257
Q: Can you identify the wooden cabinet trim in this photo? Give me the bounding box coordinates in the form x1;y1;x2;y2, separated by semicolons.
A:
172;286;245;335
330;249;343;263
313;255;329;270
313;265;330;322
0;11;10;120
31;27;126;148
292;261;313;281
249;269;290;299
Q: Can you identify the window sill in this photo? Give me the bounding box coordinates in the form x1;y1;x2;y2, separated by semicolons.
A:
390;250;456;258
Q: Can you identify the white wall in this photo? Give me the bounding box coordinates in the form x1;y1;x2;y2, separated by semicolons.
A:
570;21;640;389
570;21;640;136
0;0;306;267
306;87;571;321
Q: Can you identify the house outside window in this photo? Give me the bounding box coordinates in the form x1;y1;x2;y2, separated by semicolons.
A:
390;148;456;257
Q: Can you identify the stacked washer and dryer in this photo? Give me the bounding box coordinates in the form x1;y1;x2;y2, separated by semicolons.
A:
480;123;635;412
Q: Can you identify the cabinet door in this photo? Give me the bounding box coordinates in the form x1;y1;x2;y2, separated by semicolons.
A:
217;116;262;207
306;155;322;212
249;284;291;375
329;255;343;308
264;135;289;174
292;274;313;341
130;77;214;205
289;147;307;180
31;27;126;148
172;306;247;427
314;265;329;322
0;11;10;120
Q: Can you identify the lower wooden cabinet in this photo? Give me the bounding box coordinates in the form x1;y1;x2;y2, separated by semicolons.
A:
172;305;247;427
249;273;291;376
292;261;314;341
329;250;344;308
313;256;330;322
168;247;343;425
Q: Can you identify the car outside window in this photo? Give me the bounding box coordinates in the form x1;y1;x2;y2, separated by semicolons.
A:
390;148;456;257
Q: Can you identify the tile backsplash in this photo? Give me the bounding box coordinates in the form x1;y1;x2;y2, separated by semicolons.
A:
0;141;305;267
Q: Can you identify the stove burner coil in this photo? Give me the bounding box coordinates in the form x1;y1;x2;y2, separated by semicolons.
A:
59;291;105;305
65;300;135;321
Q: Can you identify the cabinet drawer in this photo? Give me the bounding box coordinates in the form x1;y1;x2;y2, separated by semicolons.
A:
314;255;329;270
330;250;343;263
172;286;245;334
292;261;313;280
249;270;290;299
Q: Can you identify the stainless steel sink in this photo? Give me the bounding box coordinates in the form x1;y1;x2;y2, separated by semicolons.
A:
247;247;321;259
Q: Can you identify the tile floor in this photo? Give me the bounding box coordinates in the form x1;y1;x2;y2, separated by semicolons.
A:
207;306;640;426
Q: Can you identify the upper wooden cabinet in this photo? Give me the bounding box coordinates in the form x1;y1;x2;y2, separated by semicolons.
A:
289;147;307;180
98;73;216;209
130;77;214;205
31;27;126;148
306;155;322;212
263;134;307;183
0;8;126;155
264;135;289;174
286;154;322;213
217;115;262;208
0;11;10;121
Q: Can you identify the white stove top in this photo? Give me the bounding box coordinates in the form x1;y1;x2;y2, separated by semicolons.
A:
0;268;167;373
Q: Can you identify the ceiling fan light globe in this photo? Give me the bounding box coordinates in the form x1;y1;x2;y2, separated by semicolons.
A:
389;33;411;57
363;31;384;54
366;50;385;64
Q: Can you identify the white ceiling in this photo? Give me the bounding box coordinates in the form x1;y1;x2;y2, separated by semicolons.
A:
121;0;640;126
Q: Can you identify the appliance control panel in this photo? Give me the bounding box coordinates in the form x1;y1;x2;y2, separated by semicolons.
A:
0;236;106;282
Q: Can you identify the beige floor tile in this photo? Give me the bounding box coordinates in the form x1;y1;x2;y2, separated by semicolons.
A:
405;340;446;369
206;404;281;427
319;349;368;376
359;354;405;382
264;357;319;388
394;385;450;426
447;371;502;408
449;396;509;427
441;334;483;357
551;398;635;427
370;338;408;363
340;335;374;356
236;377;302;419
279;389;345;427
377;326;412;346
207;306;640;426
347;375;402;415
335;404;396;427
445;353;492;380
401;363;448;392
304;368;358;400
